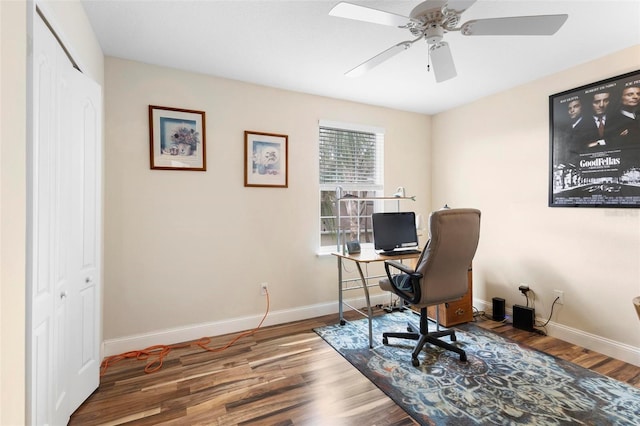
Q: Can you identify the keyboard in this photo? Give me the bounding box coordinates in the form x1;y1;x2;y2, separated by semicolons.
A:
379;249;421;256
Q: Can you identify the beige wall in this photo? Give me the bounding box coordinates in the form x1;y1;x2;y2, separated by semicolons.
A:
1;2;27;424
103;57;431;342
433;45;640;363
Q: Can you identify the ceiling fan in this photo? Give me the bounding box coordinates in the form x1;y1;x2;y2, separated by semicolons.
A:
329;0;568;82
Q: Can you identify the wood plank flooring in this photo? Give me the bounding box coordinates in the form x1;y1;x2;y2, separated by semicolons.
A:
70;308;640;425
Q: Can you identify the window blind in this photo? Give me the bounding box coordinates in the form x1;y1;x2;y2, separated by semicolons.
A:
319;126;383;187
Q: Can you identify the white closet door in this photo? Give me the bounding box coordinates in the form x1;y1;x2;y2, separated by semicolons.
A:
67;65;102;413
31;13;71;426
29;13;102;426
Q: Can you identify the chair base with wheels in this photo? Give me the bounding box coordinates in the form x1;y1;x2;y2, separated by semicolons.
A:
382;307;467;366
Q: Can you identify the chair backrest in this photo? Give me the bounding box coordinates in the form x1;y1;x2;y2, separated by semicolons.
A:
412;208;481;307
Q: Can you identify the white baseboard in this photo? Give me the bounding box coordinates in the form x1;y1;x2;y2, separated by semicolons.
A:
103;296;640;368
102;293;393;357
474;299;640;367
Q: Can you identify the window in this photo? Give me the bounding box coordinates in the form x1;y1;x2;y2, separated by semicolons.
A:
319;120;384;251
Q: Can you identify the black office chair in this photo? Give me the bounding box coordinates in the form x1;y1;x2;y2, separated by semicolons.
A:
378;208;481;366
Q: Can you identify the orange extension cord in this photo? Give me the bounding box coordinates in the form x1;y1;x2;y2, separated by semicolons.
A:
100;290;270;376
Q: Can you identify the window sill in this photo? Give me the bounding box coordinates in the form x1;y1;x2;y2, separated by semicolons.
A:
316;243;374;257
316;248;336;257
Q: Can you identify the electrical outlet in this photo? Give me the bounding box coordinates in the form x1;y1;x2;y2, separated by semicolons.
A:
553;289;564;305
260;282;268;296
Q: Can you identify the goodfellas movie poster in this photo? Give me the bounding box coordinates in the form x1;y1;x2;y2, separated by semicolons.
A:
549;70;640;207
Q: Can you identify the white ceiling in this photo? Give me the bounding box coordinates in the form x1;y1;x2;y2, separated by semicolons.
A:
80;0;640;115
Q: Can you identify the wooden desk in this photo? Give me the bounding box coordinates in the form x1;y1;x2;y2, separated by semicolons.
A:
332;248;421;348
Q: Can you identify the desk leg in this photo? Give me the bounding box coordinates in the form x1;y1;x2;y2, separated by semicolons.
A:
355;262;373;349
337;257;345;326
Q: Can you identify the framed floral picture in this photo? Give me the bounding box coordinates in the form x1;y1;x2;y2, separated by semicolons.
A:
244;131;288;188
149;105;206;171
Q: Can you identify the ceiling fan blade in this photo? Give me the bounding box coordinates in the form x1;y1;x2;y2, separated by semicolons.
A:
329;2;413;28
461;14;568;36
345;41;413;77
445;0;477;13
429;42;457;82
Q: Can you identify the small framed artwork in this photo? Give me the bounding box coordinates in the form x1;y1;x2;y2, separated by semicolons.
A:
149;105;206;171
549;70;640;207
244;131;288;188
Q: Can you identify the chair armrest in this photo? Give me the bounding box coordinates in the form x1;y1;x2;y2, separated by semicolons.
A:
384;260;423;304
384;260;415;275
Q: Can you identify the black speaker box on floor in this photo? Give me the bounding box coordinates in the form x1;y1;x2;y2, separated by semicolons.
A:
492;297;505;321
513;304;535;331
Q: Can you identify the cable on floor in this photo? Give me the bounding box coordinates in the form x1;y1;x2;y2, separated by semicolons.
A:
100;289;270;376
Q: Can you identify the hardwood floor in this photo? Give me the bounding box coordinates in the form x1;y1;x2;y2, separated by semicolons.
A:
70;308;640;425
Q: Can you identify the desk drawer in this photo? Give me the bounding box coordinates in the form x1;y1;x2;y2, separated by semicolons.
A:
427;297;472;326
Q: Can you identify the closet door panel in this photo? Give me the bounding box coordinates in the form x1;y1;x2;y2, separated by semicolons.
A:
30;14;72;426
67;67;102;412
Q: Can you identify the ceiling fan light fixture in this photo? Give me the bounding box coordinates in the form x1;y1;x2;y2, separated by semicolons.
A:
425;24;444;44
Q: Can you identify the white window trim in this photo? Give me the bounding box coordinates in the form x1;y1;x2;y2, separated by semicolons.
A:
319;119;385;136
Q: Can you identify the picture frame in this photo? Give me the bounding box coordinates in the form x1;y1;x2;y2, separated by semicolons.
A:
549;70;640;207
149;105;206;171
244;131;288;188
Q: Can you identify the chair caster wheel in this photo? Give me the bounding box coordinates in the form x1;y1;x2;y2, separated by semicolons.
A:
412;357;420;367
450;334;457;342
382;337;388;345
340;320;346;326
460;353;467;362
407;326;413;332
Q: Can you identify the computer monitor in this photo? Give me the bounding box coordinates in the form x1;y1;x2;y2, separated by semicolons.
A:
372;212;419;254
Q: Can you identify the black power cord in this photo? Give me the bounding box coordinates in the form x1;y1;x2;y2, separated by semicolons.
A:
519;285;531;307
534;296;561;335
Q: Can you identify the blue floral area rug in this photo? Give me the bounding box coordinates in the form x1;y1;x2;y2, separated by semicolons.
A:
314;311;640;425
